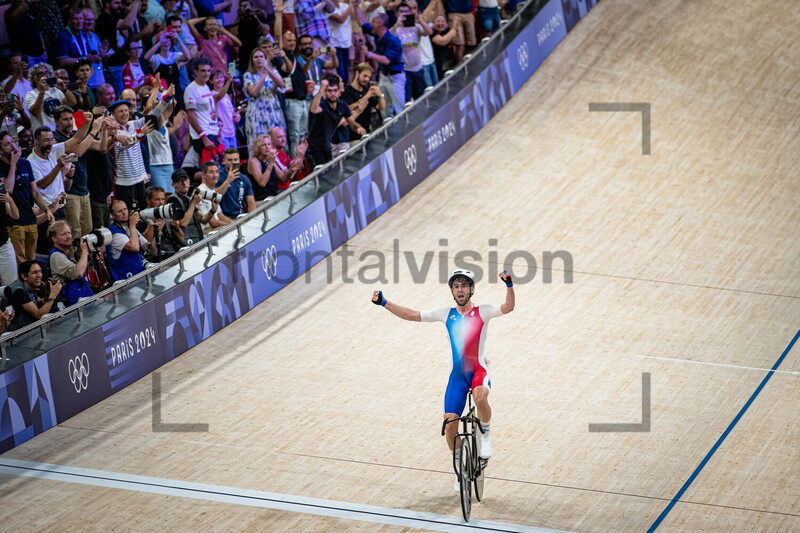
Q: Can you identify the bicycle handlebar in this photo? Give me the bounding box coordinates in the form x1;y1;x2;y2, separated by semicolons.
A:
440;408;486;435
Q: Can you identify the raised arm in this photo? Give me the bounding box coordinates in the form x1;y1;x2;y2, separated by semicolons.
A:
371;290;421;321
499;271;515;314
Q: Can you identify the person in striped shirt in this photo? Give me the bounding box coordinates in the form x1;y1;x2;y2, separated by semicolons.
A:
107;85;176;212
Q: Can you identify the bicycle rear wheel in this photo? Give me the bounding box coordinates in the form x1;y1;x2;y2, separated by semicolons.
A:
459;438;472;521
473;433;485;501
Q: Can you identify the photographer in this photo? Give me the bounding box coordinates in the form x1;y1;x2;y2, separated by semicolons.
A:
47;220;93;305
107;199;156;280
141;185;171;262
7;260;62;332
166;169;208;248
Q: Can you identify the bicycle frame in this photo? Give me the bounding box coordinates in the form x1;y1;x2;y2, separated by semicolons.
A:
441;392;486;480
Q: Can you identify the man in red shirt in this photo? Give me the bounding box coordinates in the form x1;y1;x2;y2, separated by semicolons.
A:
268;126;308;189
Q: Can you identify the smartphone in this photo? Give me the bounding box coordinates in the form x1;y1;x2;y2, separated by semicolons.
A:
228;61;236;78
46;77;58;87
4;94;14;106
167;24;174;32
369;80;379;86
403;15;416;27
0;181;6;194
69;153;79;163
318;46;328;54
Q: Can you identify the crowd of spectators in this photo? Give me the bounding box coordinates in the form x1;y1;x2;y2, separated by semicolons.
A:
0;0;519;333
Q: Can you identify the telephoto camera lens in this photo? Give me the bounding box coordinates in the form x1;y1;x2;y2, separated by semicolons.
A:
200;190;221;203
139;205;178;224
81;227;113;249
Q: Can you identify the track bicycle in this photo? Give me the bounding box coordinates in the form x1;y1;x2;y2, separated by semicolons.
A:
441;389;488;522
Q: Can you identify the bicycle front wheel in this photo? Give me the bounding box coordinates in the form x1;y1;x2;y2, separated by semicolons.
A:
474;434;485;501
459;438;472;521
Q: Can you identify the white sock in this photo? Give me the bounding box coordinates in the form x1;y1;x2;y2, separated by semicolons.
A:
481;420;491;437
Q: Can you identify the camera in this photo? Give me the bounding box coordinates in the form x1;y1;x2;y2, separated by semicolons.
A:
140;204;182;224
199;189;222;203
74;227;114;250
69;153;79;163
0;285;11;299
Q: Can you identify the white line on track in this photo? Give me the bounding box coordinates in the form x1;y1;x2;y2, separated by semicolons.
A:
637;355;800;375
0;458;571;533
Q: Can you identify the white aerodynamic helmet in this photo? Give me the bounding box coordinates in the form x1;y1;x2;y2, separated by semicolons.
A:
448;269;475;289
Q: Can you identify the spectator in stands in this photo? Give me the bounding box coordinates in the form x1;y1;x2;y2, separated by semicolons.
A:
70;60;96;111
4;1;47;68
295;0;336;47
187;17;243;74
85;118;116;230
128;0;163;53
444;0;475;62
327;0;354;83
92;83;117;116
29;0;64;59
80;8;108;90
57;8;90;75
343;62;385;140
0;169;21;285
18;128;34;158
395;0;432;101
97;0;139;95
7;260;62;332
477;0;502;38
431;15;457;80
107;199;155;280
26;63;77;132
358;12;405;115
208;70;237;151
29;114;93;211
279;31;311;156
234;1;273;67
122;41;149;91
247;134;279;201
243;49;287;148
47;220;93;305
185;58;220;161
0;90;31;137
108;87;174;211
217;148;255;219
53;106;98;240
308;74;365;167
268;126;307;191
143;85;185;194
298;34;338;96
144;26;191;92
3;54;34;114
165;169;206;248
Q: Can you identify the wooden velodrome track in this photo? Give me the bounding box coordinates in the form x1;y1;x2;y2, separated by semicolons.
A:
2;0;799;530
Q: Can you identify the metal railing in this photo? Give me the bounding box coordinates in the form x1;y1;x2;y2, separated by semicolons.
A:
0;0;539;359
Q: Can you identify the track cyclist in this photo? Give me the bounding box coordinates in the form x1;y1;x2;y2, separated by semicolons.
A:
372;269;515;490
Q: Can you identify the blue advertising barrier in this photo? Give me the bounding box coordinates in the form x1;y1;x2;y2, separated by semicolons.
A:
0;0;599;454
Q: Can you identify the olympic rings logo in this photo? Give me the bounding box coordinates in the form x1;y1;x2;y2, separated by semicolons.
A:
261;245;278;280
516;42;529;70
68;353;90;393
404;145;417;175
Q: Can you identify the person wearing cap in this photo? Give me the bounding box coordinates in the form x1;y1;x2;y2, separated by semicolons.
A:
108;84;176;212
166;168;214;248
371;269;515;491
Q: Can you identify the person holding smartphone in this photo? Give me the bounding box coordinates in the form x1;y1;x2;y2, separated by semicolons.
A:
393;0;432;101
25;63;75;132
215;148;255;219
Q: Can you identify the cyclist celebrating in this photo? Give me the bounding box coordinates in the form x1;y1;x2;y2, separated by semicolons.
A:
372;269;514;489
